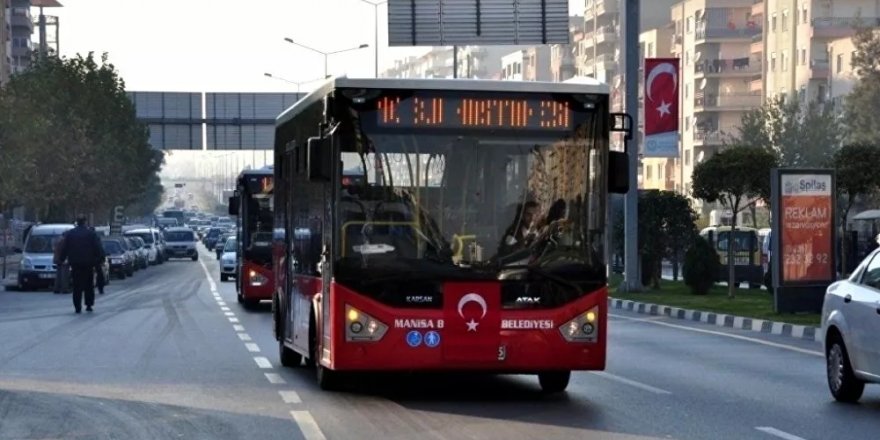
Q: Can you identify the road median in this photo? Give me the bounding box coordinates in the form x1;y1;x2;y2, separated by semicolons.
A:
609;278;821;342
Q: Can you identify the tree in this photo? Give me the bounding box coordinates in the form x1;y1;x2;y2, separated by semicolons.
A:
728;96;841;168
845;27;880;145
631;191;698;289
692;146;778;298
832;143;880;273
0;53;163;221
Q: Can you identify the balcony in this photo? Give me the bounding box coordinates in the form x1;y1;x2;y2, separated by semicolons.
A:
671;33;683;48
751;0;764;18
693;129;733;146
695;22;761;42
812;17;880;39
694;93;762;112
10;7;34;31
749;78;763;92
695;58;761;78
585;0;619;21
750;34;763;54
810;58;829;79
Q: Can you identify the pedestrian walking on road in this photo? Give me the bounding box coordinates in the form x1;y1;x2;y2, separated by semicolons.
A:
59;216;103;313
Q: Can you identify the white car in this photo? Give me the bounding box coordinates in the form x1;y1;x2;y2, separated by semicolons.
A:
162;227;198;261
821;249;880;402
124;228;164;265
219;237;237;282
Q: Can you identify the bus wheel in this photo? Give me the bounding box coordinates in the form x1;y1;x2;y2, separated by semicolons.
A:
538;371;571;394
316;364;343;391
279;339;302;367
305;310;317;368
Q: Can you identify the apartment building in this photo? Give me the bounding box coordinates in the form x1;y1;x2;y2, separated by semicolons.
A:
381;48;455;79
501;46;551;81
1;0;9;86
827;31;863;107
764;0;880;104
639;27;677;191
8;0;32;74
550;17;585;82
667;0;762;209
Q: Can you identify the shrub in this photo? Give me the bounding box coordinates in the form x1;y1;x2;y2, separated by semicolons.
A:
683;236;720;295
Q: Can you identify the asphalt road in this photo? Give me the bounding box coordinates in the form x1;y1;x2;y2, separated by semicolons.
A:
1;245;878;439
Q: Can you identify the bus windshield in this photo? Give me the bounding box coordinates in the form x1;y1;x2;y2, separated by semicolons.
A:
333;120;607;298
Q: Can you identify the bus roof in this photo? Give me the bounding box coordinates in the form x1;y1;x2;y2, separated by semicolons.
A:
237;166;273;180
276;76;611;128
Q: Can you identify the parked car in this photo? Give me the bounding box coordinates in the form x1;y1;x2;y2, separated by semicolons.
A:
821;248;880;402
124;228;163;265
128;236;150;269
103;238;134;278
15;223;74;291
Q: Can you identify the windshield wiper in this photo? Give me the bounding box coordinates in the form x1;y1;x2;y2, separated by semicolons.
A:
497;264;582;296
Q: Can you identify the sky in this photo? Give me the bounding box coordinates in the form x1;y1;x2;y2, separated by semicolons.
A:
48;0;584;93
45;0;583;180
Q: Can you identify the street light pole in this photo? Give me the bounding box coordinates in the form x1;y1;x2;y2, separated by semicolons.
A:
358;0;387;78
284;38;369;78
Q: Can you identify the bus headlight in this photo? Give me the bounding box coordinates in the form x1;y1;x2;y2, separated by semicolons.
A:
345;305;387;342
559;306;599;342
249;270;268;286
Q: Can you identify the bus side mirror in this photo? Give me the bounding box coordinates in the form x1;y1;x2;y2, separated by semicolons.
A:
228;196;239;216
308;136;332;182
608;151;629;194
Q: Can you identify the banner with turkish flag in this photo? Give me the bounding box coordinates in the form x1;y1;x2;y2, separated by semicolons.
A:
442;282;502;364
643;58;680;157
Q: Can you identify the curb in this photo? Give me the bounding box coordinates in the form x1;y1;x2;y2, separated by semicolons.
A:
608;298;822;343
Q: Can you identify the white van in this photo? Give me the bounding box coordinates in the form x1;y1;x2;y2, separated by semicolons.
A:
162;227;198;261
124;228;165;265
16;224;74;290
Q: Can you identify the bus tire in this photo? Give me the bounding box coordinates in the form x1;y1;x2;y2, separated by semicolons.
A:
279;339;302;367
316;364;343;391
538;371;571;394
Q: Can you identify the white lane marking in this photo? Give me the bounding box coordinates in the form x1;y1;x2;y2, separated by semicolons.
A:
279;390;302;403
291;411;327;440
233;324;245;332
221;306;231;311
591;371;672;395
224;312;235;317
218;301;227;306
755;426;807;440
610;313;823;357
198;259;221;294
265;373;287;384
238;333;253;341
229;317;239;323
254;356;273;369
245;343;261;352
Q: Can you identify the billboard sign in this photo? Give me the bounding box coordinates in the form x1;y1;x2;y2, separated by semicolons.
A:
388;0;570;46
643;58;680;157
770;169;836;313
779;174;834;283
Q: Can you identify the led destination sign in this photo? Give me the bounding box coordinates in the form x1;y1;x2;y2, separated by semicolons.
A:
374;92;576;131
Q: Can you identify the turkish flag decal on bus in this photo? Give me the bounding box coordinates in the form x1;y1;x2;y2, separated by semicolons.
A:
442;283;502;362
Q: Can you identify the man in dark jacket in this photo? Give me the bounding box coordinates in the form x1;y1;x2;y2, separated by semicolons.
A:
59;216;103;313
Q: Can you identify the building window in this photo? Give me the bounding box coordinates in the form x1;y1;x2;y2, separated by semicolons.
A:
782;10;789;31
800;48;806;66
648;42;654;57
685;51;690;65
771;52;777;71
686;17;692;33
657;164;663;181
685;149;691;166
802;5;808;24
782;50;788;71
837;53;843;73
685;116;690;132
685;83;690;98
772;13;777;31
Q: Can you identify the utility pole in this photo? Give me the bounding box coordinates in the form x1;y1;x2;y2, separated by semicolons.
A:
622;0;642;292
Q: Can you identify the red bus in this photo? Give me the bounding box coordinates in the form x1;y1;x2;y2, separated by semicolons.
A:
271;77;629;392
228;166;274;309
